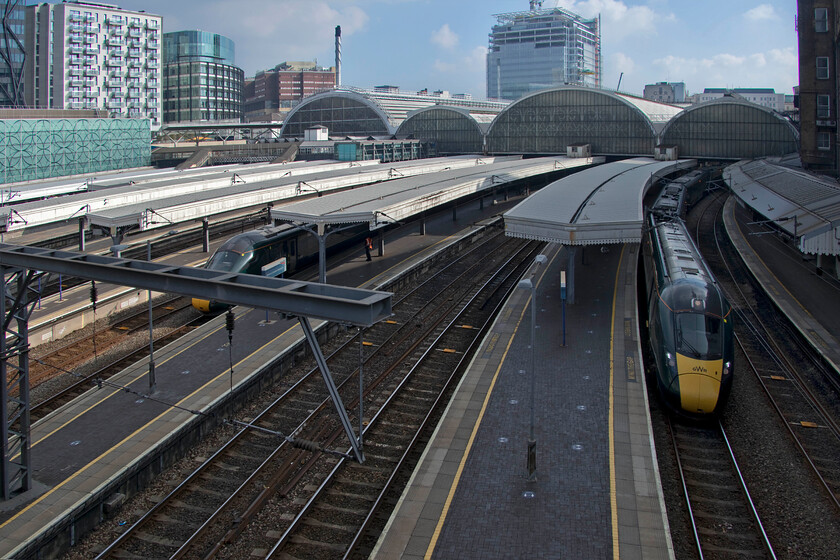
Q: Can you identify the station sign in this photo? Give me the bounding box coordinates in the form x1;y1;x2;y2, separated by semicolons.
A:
261;257;287;277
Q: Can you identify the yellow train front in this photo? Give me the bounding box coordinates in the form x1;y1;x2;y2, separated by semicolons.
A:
649;279;734;415
642;215;734;417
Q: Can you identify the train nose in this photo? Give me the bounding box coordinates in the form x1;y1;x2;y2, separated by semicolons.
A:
677;373;721;414
192;298;212;313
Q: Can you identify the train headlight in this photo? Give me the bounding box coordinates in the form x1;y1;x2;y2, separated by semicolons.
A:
723;361;732;376
666;352;676;368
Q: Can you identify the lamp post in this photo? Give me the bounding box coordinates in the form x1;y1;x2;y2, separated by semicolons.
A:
518;254;546;482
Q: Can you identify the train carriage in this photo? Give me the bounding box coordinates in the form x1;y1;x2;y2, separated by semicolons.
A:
642;178;735;416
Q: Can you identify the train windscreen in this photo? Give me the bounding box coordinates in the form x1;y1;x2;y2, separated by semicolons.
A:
206;250;251;272
675;313;723;360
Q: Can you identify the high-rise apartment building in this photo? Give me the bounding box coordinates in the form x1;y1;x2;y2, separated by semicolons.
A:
797;0;838;174
487;1;600;101
23;1;161;127
162;30;243;123
1;1;27;107
243;61;334;122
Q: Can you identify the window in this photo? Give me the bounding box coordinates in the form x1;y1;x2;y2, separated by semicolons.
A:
816;8;829;32
817;57;830;79
818;95;831;118
818;131;831;150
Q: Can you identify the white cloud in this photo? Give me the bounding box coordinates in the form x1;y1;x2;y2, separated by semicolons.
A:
197;1;369;73
553;0;673;39
653;47;797;93
431;24;459;50
744;4;778;21
433;45;486;75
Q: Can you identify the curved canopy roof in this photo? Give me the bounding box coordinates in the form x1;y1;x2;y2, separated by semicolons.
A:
724;159;840;246
505;157;697;245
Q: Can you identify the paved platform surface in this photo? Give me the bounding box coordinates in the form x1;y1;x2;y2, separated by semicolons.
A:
373;243;674;559
0;195;511;558
724;196;840;373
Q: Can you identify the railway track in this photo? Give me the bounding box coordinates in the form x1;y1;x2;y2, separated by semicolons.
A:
93;230;542;559
694;194;840;513
668;417;774;559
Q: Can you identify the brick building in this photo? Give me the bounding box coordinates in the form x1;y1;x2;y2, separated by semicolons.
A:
243;61;335;122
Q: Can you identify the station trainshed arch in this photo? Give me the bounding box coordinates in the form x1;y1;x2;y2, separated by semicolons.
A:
280;90;393;138
396;106;488;155
660;97;799;160
486;86;681;156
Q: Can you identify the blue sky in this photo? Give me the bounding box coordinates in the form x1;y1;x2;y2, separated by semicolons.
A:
116;0;799;99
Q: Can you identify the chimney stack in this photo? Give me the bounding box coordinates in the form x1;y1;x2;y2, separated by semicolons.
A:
335;26;341;88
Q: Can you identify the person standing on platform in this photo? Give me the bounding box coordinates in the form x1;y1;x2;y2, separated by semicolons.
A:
364;236;373;261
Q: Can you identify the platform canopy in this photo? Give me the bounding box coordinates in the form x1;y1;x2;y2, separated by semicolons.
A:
504;157;697;245
83;157;496;234
724;158;840;255
270;156;603;232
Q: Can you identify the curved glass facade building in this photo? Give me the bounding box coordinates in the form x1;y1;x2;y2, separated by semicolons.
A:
162;30;243;123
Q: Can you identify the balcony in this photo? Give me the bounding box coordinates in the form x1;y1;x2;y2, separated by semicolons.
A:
69;57;83;66
85;46;100;55
146;101;159;109
85;79;98;87
83;90;98;98
69;23;84;33
84;13;95;22
84;25;97;35
84;102;98;109
69;45;84;54
69;78;84;87
106;15;123;25
107;36;124;46
69;101;84;109
107;78;124;87
128;68;141;78
128;28;142;38
127;39;141;48
146;40;159;50
146;61;158;69
84;68;98;76
107;100;124;109
67;90;82;99
69;34;82;44
129;19;142;27
84;57;97;66
127;59;141;68
83;36;96;44
68;68;83;77
69;13;84;22
146;20;159;29
106;58;123;68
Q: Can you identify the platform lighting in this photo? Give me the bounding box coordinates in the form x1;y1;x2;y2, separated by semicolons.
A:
517;253;547;482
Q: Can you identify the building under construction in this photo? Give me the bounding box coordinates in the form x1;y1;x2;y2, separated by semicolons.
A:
487;1;601;101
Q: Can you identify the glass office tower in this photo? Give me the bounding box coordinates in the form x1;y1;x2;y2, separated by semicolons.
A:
487;4;601;101
162;30;243;123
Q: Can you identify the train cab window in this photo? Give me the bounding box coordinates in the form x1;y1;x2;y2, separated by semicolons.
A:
206;249;250;272
676;313;722;359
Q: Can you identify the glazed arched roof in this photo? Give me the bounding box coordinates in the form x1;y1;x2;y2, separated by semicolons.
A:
660;96;799;159
485;86;681;156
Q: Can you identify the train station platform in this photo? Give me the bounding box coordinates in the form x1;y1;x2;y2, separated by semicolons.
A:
0;196;517;559
724;196;840;374
373;242;674;559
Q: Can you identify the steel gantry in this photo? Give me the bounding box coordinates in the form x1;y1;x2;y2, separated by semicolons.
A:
0;244;392;500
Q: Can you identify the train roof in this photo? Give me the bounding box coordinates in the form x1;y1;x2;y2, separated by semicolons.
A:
651;218;713;286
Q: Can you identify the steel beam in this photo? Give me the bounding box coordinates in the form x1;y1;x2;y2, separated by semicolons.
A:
0;244;391;327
